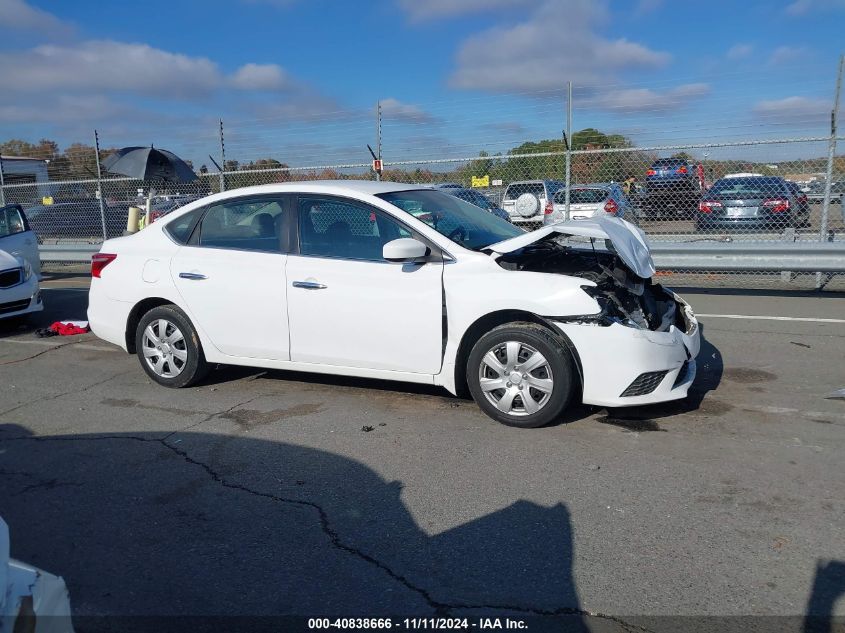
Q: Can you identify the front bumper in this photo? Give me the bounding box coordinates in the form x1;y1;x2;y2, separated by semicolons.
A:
553;292;700;408
0;276;43;320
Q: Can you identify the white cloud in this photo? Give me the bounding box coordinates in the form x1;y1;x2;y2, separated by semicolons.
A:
231;63;290;91
753;96;831;121
0;40;222;98
0;0;72;36
449;0;670;92
379;98;435;123
726;43;753;60
585;83;710;113
768;45;809;65
785;0;845;14
397;0;537;22
0;41;304;99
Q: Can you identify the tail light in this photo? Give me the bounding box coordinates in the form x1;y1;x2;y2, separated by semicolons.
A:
603;199;619;214
544;200;554;215
149;210;164;223
91;253;117;278
646;169;656;176
763;198;790;212
677;166;688;174
699;200;722;213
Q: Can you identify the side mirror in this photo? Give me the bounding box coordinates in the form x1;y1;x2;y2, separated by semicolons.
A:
383;238;428;262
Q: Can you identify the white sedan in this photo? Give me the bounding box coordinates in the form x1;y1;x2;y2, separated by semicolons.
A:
88;181;700;428
0;204;43;322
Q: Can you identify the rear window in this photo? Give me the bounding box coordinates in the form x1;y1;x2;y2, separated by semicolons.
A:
651;158;686;168
164;207;204;244
504;183;545;200
555;188;609;204
709;178;786;197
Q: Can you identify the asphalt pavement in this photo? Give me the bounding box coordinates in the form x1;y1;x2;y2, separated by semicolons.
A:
0;275;843;632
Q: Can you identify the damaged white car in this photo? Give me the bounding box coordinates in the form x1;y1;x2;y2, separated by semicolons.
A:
1;516;73;633
88;181;699;428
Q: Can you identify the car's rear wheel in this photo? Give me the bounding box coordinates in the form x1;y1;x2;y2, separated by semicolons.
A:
135;304;208;388
466;323;574;428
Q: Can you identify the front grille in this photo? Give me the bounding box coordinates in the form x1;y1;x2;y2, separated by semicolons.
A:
0;267;22;289
620;370;669;397
0;298;31;315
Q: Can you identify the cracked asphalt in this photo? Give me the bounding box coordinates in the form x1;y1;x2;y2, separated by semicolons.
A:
1;274;844;631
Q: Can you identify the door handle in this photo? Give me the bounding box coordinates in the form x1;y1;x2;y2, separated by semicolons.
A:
179;272;207;280
292;281;327;290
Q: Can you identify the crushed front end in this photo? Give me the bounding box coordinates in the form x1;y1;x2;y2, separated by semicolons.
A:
497;238;700;408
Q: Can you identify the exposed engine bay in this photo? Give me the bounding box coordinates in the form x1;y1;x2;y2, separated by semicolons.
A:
496;237;685;332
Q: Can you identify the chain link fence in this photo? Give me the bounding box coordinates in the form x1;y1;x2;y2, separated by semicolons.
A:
2;74;843;289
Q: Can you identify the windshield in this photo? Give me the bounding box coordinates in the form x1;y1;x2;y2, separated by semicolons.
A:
377;189;523;250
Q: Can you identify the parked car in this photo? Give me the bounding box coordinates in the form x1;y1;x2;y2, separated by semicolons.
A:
1;515;73;632
88;181;700;429
433;182;464;189
25;200;128;241
0;204;43;321
785;181;810;224
696;176;810;232
436;185;509;221
501;180;566;224
544;183;632;225
642;158;701;219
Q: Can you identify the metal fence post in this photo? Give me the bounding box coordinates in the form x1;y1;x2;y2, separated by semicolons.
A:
817;54;843;288
218;118;227;192
0;153;5;207
375;100;382;182
564;81;572;219
93;130;108;241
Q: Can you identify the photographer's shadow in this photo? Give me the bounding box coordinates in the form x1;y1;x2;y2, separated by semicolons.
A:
0;425;592;631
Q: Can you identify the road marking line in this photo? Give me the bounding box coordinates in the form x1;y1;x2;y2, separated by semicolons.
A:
697;314;845;324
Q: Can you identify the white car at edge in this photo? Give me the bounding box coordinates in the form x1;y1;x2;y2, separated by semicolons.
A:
0;204;43;322
88;181;700;428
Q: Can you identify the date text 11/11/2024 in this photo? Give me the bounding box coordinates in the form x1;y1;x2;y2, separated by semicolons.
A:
307;618;528;629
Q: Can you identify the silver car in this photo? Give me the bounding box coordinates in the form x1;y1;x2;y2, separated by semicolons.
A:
544;183;632;225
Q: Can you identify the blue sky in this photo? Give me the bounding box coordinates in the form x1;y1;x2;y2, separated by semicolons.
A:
0;0;842;167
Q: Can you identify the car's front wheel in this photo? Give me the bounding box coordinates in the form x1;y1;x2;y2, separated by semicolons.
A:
467;323;575;428
135;304;209;388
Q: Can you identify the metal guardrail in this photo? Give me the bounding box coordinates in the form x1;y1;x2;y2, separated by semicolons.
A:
649;241;845;272
39;244;101;262
38;241;845;273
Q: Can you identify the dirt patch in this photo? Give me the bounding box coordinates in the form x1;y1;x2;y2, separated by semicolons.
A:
221;403;323;430
100;397;197;417
723;368;777;384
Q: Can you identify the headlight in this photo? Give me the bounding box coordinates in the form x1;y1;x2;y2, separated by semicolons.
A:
21;258;33;281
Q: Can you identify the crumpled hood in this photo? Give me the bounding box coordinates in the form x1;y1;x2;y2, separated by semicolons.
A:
486;216;656;279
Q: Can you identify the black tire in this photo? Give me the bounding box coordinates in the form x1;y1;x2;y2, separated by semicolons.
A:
135;304;208;388
466;322;574;428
